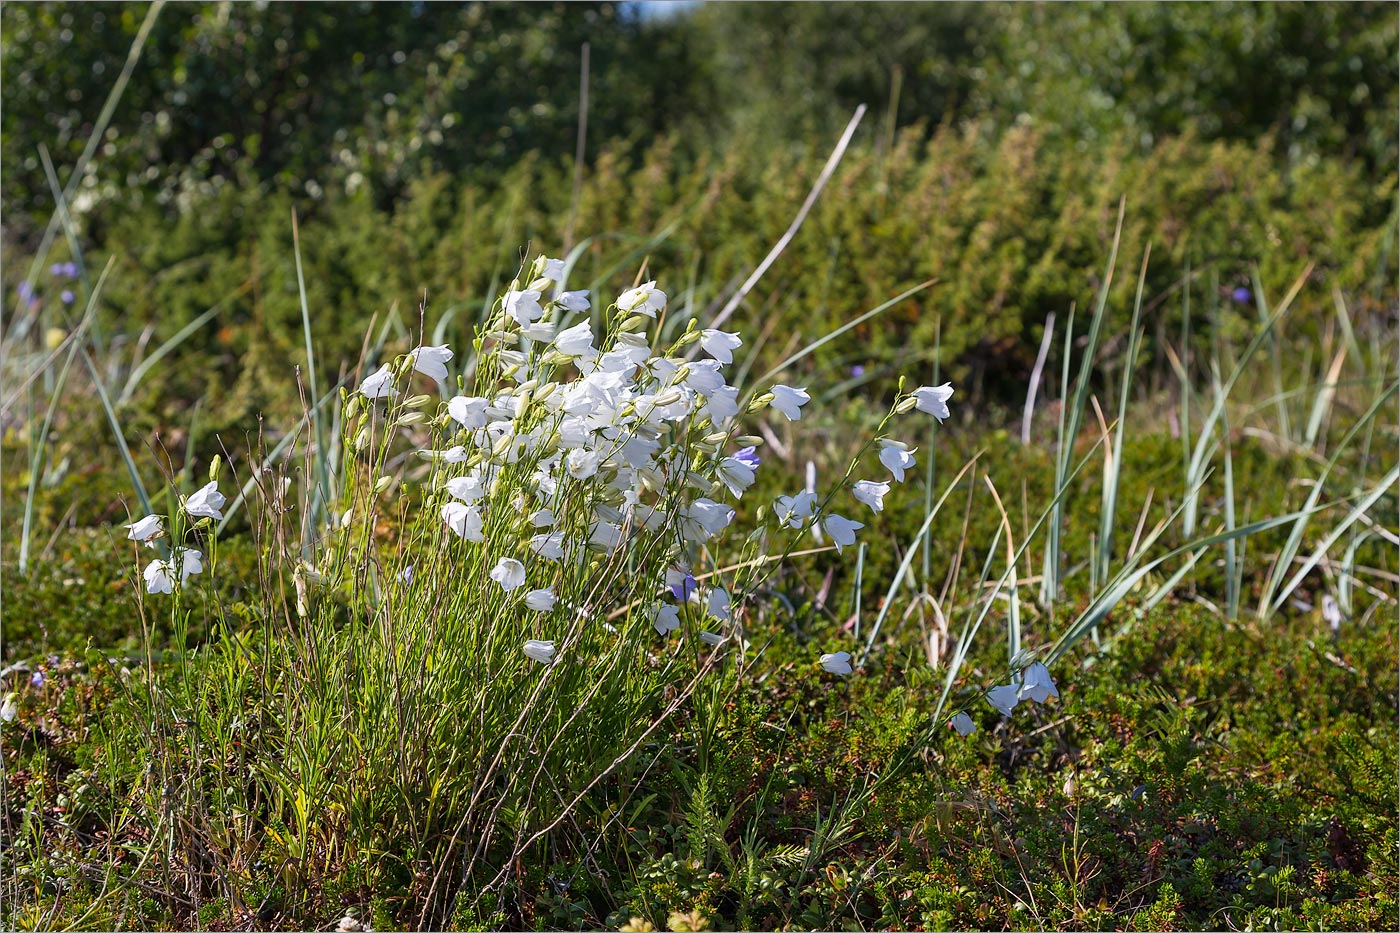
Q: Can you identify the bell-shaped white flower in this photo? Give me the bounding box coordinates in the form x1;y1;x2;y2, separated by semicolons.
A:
175;546;204;582
589;520;623;553
448;395;490;430
698;630;726;647
143;558;175;594
618;280;666;317
949;712;977;736
490;557;527;592
536;256;567;282
409;344;453;383
442;501;485;541
523;639;557;665
184;481;226;521
1018;662;1059;704
702;386;740;422
878;440;917;483
529;532;566;561
769;385;810;421
524;587;557;612
565;448;601;481
681;360;725;394
912;383;954;421
504;289;545;326
820;651;853;676
652;604;681;635
986;684;1020;717
521;321;555;343
706;587;731;622
716;456;756;498
682;498;734;541
699;329;743;364
852;480;890;514
823;514;863;553
529;508;555;528
556;289;591;312
126;514;163;543
553;321;596;359
774;490;816;529
445;475;486;503
359;363;397;399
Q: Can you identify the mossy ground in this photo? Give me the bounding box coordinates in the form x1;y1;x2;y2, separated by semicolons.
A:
3;430;1395;932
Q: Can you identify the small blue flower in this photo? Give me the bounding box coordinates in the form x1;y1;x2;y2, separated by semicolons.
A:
50;262;78;279
670;573;698;601
850;364;866;378
17;281;35;302
1231;286;1251;305
734;446;761;470
60;289;75;305
30;671;44;688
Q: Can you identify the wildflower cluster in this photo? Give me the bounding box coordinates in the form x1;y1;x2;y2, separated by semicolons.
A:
340;255;956;679
14;261;79;310
128;477;226;595
942;658;1060;737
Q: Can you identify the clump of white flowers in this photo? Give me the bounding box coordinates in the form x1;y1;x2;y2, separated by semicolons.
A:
128;461;226;596
334;253;963;683
132;252;1038;745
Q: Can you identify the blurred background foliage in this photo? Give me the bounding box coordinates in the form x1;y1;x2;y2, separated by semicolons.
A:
3;1;1396;432
4;0;1393;221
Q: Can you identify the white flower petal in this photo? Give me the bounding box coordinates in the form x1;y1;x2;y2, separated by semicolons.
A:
986;684;1020;717
524;587;557;612
820;651;853;676
359;363;397;399
126;514;163;542
769;385;810;421
184;481;226;520
489;557;527;592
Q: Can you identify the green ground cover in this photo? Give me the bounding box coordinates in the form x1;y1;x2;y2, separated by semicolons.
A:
3;3;1397;931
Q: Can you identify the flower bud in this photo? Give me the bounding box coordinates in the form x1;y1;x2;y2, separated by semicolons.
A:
344;393;363;420
734;435;763;448
373;476;393;494
340;507;355;529
396;411;427;427
404;394;434;410
702;431;729;446
208;455;222;482
894;396;919;414
354;427;372;451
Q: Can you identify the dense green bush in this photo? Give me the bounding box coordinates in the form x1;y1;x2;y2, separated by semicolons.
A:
19;122;1392;445
3;1;1394;236
699;2;1398;168
0;1;707;226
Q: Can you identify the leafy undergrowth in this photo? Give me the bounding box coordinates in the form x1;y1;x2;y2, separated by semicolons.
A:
4;598;1395;931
